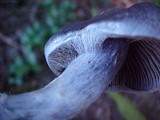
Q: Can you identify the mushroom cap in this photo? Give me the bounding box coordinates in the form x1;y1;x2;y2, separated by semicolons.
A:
45;2;160;92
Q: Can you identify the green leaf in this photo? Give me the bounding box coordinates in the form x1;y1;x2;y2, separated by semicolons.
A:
26;51;37;64
91;8;99;17
30;64;42;73
9;0;78;87
33;21;43;31
46;16;55;27
15;76;23;86
152;0;160;7
38;0;53;7
108;93;147;120
9;78;15;85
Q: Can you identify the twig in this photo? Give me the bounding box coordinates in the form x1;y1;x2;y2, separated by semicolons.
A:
0;32;21;50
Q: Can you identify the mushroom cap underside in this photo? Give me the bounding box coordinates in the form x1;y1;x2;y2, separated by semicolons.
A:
107;38;160;92
45;2;160;92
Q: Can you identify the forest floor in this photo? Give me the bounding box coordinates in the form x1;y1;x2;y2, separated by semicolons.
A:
1;0;160;120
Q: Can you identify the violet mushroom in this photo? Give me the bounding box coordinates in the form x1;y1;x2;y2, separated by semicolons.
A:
0;2;160;120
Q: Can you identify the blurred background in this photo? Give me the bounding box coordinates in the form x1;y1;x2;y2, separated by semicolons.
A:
0;0;160;120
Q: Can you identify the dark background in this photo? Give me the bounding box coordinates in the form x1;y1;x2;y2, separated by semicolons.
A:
0;0;160;120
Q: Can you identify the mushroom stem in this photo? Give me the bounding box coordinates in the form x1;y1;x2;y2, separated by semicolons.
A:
0;39;128;120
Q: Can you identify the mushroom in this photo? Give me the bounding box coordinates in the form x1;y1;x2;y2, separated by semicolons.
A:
0;2;160;120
